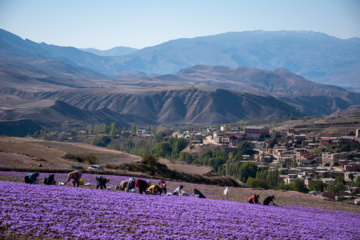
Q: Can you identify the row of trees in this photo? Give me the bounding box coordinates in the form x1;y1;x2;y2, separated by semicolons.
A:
150;137;189;159
86;123;133;136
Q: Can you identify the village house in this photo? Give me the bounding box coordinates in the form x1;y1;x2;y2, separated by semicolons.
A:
272;145;289;156
315;169;330;178
294;134;306;143
278;156;293;164
172;131;185;138
331;171;345;179
295;151;315;166
344;172;360;181
284;174;298;184
322;152;348;166
215;131;243;145
249;141;265;150
220;124;231;132
339;136;357;143
321;178;335;185
344;164;359;171
304;177;313;187
320;137;332;146
287;128;299;137
244;126;269;140
307;142;320;149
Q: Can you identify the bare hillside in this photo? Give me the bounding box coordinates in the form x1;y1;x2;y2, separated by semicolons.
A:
0;137;213;176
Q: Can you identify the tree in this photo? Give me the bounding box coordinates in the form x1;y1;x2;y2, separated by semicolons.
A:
239;162;258;183
327;177;346;195
349;174;354;182
151;125;158;135
131;124;137;134
86;125;92;135
247;177;270;189
290;179;309;193
110;122;118;136
169;137;188;156
266;166;280;188
178;152;192;163
352;176;360;188
151;142;172;157
82;153;97;165
91;135;111;147
142;154;158;167
308;180;326;192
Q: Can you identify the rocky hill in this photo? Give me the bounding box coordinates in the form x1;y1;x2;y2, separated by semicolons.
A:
0;99;156;132
29;85;301;125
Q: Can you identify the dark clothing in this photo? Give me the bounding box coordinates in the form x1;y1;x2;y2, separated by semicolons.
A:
24;172;39;184
44;175;56;185
96;176;107;189
158;180;167;194
126;178;136;192
136;179;148;194
248;195;259;204
263;196;275;205
194;189;206;198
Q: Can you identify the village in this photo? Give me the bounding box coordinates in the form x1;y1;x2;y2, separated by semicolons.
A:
169;123;360;203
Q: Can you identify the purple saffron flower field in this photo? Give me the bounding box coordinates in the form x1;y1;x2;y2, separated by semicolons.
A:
1;181;360;239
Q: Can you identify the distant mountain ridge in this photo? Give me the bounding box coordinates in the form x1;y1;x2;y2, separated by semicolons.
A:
1;29;359;91
0;29;127;75
81;46;138;56
111;30;360;91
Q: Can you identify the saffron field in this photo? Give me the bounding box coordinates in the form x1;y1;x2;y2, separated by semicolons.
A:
1;181;360;239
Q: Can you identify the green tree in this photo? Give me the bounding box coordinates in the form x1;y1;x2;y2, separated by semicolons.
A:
86;125;92;135
91;135;111;147
247;177;270;189
169;137;188;156
290;179;309;193
178;152;192;163
110;122;118;136
266;166;280;188
239;162;258;183
131;123;137;134
142;154;158;167
151;125;158;135
82;153;97;165
151;142;172;157
327;177;346;195
308;180;326;192
351;176;360;188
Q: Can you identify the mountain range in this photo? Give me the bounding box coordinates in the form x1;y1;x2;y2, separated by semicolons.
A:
1;29;359;91
0;28;360;135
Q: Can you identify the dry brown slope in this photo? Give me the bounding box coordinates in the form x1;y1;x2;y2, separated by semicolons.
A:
0;137;214;176
0;137;139;169
33;86;302;125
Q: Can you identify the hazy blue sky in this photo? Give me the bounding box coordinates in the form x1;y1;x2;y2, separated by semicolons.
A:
0;0;359;49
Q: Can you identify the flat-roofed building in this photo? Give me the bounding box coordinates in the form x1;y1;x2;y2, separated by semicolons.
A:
244;126;269;140
322;152;348;166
